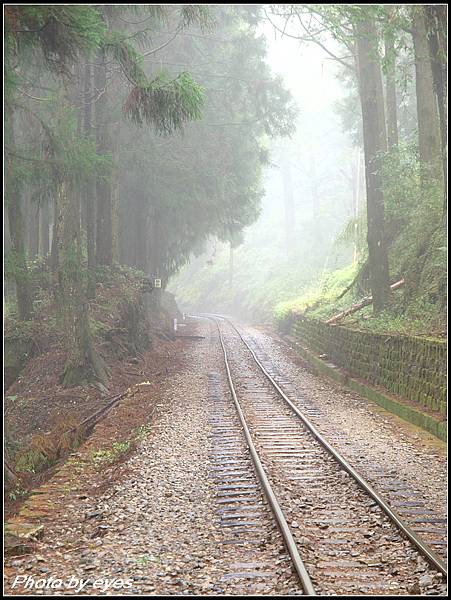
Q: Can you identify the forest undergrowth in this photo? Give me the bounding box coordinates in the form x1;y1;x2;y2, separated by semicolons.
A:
274;146;447;339
4;265;180;511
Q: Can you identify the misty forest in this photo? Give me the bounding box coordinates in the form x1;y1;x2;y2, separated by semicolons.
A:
4;4;448;597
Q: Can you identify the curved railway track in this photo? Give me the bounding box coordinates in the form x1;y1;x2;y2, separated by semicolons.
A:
200;313;446;595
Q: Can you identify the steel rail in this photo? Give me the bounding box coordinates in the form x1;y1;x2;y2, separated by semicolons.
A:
211;317;316;596
208;313;447;578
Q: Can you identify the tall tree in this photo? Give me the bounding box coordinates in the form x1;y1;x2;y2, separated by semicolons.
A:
39;198;51;257
94;46;113;267
411;6;442;184
424;5;447;210
55;172;108;386
265;5;392;311
83;59;97;298
281;160;296;258
384;6;399;149
354;12;391;313
117;5;295;297
5;5;106;320
5;4;207;383
27;192;40;258
5;105;34;320
309;154;323;248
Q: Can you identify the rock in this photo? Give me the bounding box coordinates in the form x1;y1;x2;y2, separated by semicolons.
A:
419;575;433;587
9;558;26;568
5;523;44;541
85;511;102;520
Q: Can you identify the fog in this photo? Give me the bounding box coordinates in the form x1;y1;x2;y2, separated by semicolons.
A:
5;5;447;592
6;4;446;336
170;14;358;321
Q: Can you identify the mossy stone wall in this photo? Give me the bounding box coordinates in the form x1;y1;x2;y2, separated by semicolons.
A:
292;317;447;415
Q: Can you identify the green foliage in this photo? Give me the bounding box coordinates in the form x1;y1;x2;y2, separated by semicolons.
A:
5;6;105;78
170;61;354;321
104;32;147;85
124;71;204;133
172;230;352;323
8;487;28;502
134;423;153;441
343;302;445;337
180;5;215;31
15;447;49;474
8;99;112;194
274;262;359;322
90;441;131;467
381;144;445;301
135;554;160;566
4;251;29;282
271;143;446;336
119;6;295;283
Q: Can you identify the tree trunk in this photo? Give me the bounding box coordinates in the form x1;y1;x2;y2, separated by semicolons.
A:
281;160;295;257
228;241;234;289
111;122;121;263
28;195;40;258
58;63;108;387
355;16;391;314
95;48;113;267
424;5;447;212
309;155;323;247
39;198;50;257
352;149;362;263
5;205;12;254
384;7;399;149
58;181;108;387
148;208;163;310
5;105;33;320
326;278;405;324
50;193;60;276
84;60;97;298
411;6;442;184
132;192;149;272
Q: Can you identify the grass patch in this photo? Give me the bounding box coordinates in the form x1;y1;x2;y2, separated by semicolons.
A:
7;485;29;502
274;263;359;331
14;417;85;474
134;554;160;566
134;423;153;441
90;440;132;468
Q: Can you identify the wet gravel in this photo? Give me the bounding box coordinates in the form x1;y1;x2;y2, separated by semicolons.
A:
4;317;447;596
240;323;447;555
5;320;300;595
219;319;446;595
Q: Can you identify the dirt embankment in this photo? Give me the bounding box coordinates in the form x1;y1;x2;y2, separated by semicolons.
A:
5;266;183;517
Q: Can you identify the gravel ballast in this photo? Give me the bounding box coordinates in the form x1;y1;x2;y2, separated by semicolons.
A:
4;317;447;596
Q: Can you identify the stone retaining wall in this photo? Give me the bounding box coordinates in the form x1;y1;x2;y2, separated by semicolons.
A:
292;317;447;416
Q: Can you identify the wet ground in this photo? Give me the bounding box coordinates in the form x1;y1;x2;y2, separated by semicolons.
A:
4;317;447;595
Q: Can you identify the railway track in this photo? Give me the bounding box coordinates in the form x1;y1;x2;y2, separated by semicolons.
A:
200;314;446;595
